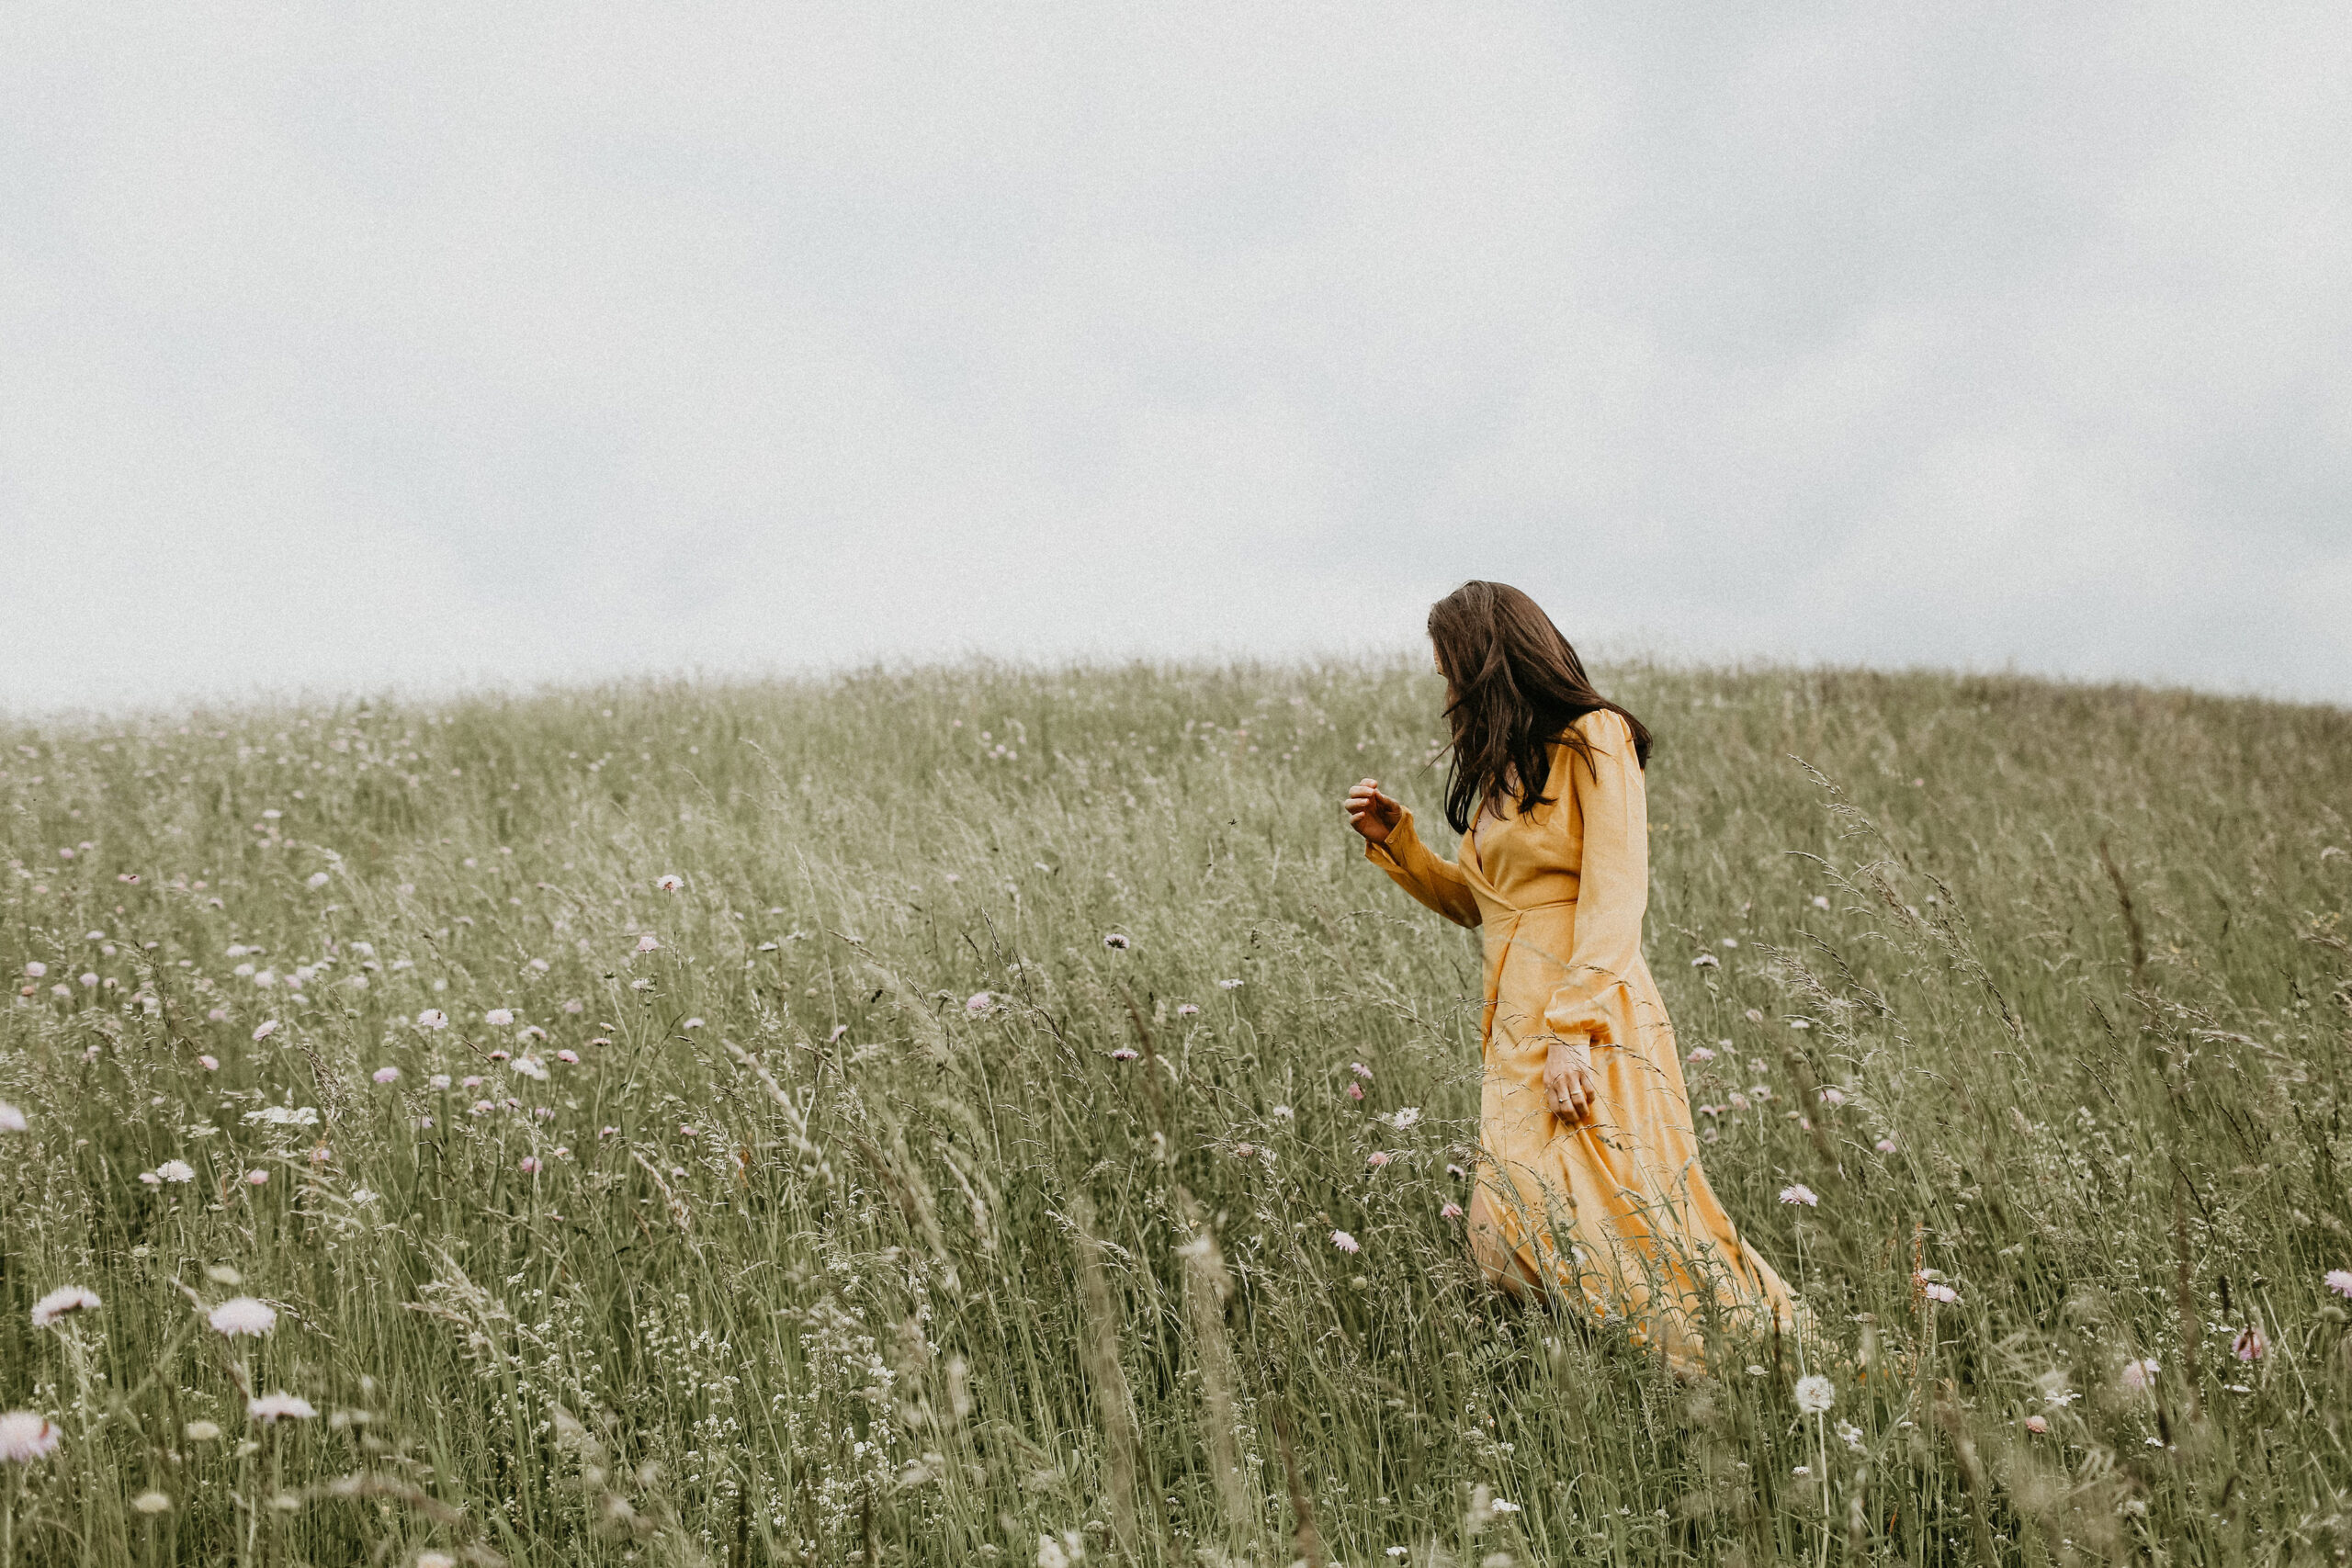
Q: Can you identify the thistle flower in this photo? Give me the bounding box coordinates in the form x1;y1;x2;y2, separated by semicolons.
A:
0;1411;62;1463
30;1286;100;1327
1330;1230;1360;1255
209;1297;277;1337
1793;1374;1834;1414
555;1049;579;1065
247;1393;316;1424
1779;1184;1818;1207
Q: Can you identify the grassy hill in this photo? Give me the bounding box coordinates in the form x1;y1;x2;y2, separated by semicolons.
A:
2;659;2348;1566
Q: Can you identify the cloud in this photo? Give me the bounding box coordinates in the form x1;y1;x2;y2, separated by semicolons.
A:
3;3;2346;711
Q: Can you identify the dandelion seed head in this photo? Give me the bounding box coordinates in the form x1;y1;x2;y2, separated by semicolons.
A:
1793;1374;1835;1414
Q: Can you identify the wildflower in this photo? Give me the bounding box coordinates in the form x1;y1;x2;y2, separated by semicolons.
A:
1346;1083;1364;1101
2326;1269;2352;1299
511;1056;548;1081
415;1009;448;1031
1811;896;1830;909
1391;1106;1420;1130
1330;1230;1360;1254
184;1420;221;1441
1441;1201;1464;1220
635;933;661;953
1727;1093;1749;1111
244;1169;269;1186
1351;1061;1374;1079
2120;1357;2160;1392
1102;932;1130;950
1921;1281;1959;1304
484;1008;514;1026
600;1126;619;1138
462;1076;483;1089
140;1171;163;1187
156;1160;194;1183
1367;1151;1390;1168
555;1049;579;1065
1272;1104;1293;1119
2233;1327;2267;1362
306;871;330;888
247;1393;316;1424
1748;1085;1774;1102
2024;1415;2048;1434
1789;1018;1813;1031
682;1018;704;1031
1779;1184;1817;1207
252;1020;279;1042
1836;1420;1862;1450
1687;1047;1716;1064
0;1101;24;1133
656;874;684;891
629;978;652;991
1875;1137;1897;1153
1690;953;1719;968
30;1286;100;1327
965;991;994;1016
828;1024;849;1043
250;970;272;988
1819;1087;1846;1106
1110;1048;1138;1062
417;1554;457;1568
469;1100;495;1116
1490;1498;1521;1515
1176;1003;1199;1017
1218;978;1242;989
426;1074;451;1089
131;1490;172;1514
1793;1374;1834;1414
488;1049;510;1062
519;1156;542;1175
351;1189;377;1203
209;1297;277;1337
1722;937;1739;948
0;1412;62;1463
373;1066;401;1084
1234;1143;1255;1159
23;962;44;978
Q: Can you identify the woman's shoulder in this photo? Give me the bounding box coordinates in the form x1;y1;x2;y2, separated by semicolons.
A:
1566;707;1633;749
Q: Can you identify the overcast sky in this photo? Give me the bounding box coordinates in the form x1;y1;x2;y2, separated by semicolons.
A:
4;5;2347;714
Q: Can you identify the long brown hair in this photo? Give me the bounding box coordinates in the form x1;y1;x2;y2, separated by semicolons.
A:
1426;581;1652;834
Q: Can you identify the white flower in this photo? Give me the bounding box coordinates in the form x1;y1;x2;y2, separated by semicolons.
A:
0;1411;62;1463
251;1021;278;1042
1779;1184;1818;1207
22;962;44;978
247;1392;316;1424
306;872;330;888
184;1420;221;1442
243;1106;320;1127
208;1297;277;1337
131;1489;172;1514
1836;1420;1863;1450
1921;1281;1960;1304
1390;1107;1420;1131
1690;953;1719;968
156;1160;195;1183
415;1009;448;1031
484;1008;514;1027
1489;1497;1521;1514
1794;1374;1835;1414
30;1286;100;1328
2326;1269;2352;1300
1330;1230;1360;1254
373;1066;401;1084
965;991;995;1016
2120;1357;2160;1392
682;1017;704;1031
1217;978;1243;989
1102;932;1131;950
511;1056;548;1081
0;1101;25;1133
656;874;684;891
635;933;661;953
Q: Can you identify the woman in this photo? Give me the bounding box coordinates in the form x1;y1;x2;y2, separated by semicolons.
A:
1345;581;1795;1375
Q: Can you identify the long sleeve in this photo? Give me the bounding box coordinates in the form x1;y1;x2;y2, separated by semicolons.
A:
1363;807;1482;928
1542;713;1648;1046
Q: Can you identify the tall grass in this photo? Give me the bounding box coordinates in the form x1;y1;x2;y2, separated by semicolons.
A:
2;657;2347;1566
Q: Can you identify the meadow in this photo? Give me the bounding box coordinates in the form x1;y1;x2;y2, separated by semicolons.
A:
2;656;2348;1567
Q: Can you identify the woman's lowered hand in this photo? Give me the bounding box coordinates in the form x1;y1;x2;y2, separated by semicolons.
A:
1344;779;1403;844
1543;1035;1599;1122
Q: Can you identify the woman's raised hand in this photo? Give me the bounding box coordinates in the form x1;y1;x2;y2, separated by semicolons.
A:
1344;779;1403;844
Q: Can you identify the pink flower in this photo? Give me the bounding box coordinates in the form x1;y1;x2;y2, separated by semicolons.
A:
244;1169;269;1187
2120;1357;2159;1392
1686;1047;1716;1064
1875;1138;1897;1153
2024;1415;2048;1434
2233;1326;2267;1361
0;1411;62;1463
1346;1083;1364;1101
1778;1184;1818;1207
30;1286;100;1328
635;933;661;953
2326;1269;2352;1300
1441;1201;1464;1220
1367;1151;1391;1168
655;874;684;891
1176;1003;1200;1017
1110;1048;1138;1062
198;1055;220;1071
372;1066;401;1084
519;1156;542;1175
1102;932;1130;950
965;991;994;1016
1351;1062;1374;1079
1918;1278;1959;1304
1330;1230;1360;1255
556;1049;579;1065
251;1021;278;1042
484;1008;514;1027
0;1102;24;1133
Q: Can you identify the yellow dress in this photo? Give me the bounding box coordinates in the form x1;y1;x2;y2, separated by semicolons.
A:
1364;708;1797;1372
